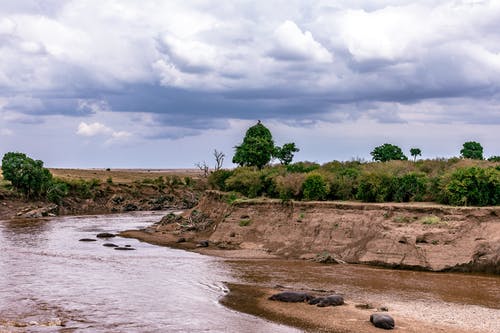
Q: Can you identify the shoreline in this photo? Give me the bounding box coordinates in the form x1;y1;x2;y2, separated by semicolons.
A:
120;229;500;333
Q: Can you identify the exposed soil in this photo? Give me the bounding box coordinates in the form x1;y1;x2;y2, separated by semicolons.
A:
221;283;477;333
0;168;205;220
123;191;500;274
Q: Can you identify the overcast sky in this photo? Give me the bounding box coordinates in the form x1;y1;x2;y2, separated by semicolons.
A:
0;0;499;168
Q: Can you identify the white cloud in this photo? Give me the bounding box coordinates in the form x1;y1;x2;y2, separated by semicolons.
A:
76;122;112;136
270;20;332;63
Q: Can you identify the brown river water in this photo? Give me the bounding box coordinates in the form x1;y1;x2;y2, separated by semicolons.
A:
1;212;499;332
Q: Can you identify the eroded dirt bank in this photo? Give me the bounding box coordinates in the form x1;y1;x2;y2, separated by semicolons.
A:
123;191;500;274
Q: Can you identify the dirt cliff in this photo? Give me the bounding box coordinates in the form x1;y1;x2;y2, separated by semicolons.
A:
148;191;500;274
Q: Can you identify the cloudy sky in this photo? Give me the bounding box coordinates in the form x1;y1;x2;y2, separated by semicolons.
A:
0;0;499;168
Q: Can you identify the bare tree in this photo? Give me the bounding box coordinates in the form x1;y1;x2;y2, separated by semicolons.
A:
213;149;225;171
195;161;209;177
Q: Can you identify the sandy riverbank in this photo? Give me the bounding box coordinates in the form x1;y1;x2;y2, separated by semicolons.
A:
120;229;500;333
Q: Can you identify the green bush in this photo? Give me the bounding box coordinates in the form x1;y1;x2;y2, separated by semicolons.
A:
47;180;69;204
286;161;320;173
208;169;234;191
441;167;499;206
393;172;428;202
356;172;394;202
302;173;328;201
225;167;263;198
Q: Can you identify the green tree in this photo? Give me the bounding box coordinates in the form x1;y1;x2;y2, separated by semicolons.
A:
410;148;422;162
232;121;275;169
371;143;408;162
460;141;483;160
1;152;53;198
274;143;300;165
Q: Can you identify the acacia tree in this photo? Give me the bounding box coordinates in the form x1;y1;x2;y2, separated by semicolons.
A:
274;143;300;165
410;148;422;162
232;121;275;169
371;143;408;162
460;141;483;160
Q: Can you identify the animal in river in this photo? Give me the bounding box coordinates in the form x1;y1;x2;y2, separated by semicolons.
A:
370;313;395;330
268;291;314;303
308;294;344;307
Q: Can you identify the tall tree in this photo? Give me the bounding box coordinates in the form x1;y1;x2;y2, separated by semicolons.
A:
371;143;408;162
410;148;422;162
232;121;275;169
460;141;483;160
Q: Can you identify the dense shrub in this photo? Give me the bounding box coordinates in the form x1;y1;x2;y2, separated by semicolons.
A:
302;173;328;201
209;158;498;206
224;168;263;198
208;169;234;191
275;173;306;200
440;167;499;206
393;172;428;202
356;172;394;202
286;161;320;173
47;180;69;204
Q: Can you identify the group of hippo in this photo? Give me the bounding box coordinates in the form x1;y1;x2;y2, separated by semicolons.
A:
79;233;136;251
268;291;395;330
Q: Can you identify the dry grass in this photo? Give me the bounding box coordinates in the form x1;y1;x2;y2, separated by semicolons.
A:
49;168;203;184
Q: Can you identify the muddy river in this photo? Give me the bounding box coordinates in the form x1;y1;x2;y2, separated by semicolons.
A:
1;212;498;332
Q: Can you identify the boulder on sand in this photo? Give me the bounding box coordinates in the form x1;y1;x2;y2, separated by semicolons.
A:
370;313;395;330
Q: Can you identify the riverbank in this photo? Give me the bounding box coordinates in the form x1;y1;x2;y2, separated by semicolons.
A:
121;190;500;274
118;191;500;332
120;229;500;333
0;168;205;220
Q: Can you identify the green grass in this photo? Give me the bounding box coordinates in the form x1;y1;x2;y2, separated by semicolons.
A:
420;215;444;225
239;219;252;227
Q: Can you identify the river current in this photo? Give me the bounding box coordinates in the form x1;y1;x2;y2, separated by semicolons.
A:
0;212;299;332
1;212;499;333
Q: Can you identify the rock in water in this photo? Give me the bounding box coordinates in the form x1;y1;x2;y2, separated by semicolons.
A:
114;247;136;251
268;291;313;302
96;232;115;238
370;313;395;330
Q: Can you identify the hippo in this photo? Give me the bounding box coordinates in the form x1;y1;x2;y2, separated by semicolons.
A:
114;247;136;251
268;291;314;303
308;295;344;307
96;232;115;238
79;238;97;242
102;243;118;247
370;313;395;330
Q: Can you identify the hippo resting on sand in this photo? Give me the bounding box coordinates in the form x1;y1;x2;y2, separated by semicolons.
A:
370;313;395;330
308;294;344;307
268;291;314;302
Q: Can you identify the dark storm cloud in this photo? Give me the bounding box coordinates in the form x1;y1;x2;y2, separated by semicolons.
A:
1;0;500;135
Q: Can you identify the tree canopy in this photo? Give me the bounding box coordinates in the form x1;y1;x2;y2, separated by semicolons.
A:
274;143;300;165
232;121;298;168
410;148;422;161
371;143;408;162
460;141;483;160
1;152;53;198
232;121;275;169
